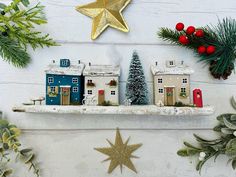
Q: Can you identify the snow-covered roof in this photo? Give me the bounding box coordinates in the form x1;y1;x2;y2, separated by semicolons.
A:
45;61;85;76
151;62;194;75
83;65;120;76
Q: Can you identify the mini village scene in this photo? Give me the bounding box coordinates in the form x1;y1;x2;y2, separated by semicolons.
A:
42;58;203;108
13;52;214;116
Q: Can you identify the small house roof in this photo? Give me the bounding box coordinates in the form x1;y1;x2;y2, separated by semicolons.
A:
83;65;120;76
45;61;85;76
151;62;194;75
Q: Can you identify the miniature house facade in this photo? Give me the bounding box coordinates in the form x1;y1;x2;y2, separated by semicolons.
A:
45;59;85;105
83;64;120;106
151;60;194;106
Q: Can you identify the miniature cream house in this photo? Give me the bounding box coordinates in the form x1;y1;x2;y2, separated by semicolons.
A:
83;64;120;106
151;60;194;106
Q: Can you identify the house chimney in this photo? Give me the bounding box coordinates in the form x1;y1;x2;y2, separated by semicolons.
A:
89;62;91;66
181;60;184;65
52;60;55;64
155;61;158;66
78;60;80;64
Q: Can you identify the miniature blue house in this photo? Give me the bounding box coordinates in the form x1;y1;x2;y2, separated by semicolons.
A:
45;59;85;105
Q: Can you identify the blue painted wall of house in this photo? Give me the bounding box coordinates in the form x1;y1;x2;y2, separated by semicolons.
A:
46;74;84;105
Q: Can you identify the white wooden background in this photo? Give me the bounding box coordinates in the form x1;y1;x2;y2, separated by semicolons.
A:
0;0;236;176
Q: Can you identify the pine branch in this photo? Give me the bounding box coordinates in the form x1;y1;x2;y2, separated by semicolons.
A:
0;1;57;67
158;18;236;79
0;34;30;67
11;30;58;50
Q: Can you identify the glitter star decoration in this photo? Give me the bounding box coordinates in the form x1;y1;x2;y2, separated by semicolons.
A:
94;129;142;174
76;0;131;40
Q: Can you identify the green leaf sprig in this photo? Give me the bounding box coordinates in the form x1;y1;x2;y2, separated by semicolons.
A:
178;96;236;173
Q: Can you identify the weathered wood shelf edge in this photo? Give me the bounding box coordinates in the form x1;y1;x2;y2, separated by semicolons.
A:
12;105;215;116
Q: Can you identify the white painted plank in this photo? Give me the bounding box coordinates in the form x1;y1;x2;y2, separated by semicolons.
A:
12;105;215;116
0;83;234;129
15;130;234;177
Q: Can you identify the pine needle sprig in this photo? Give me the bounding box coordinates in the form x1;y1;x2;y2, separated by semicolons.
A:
0;34;30;67
0;0;57;67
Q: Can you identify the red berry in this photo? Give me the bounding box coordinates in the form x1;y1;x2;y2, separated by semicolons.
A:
206;46;216;54
195;29;204;37
179;35;189;45
186;26;196;35
176;23;184;31
198;46;206;54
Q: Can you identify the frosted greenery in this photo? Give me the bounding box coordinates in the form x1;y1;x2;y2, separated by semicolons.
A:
125;51;149;105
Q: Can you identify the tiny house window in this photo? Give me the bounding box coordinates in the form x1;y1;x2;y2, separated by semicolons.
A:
72;78;78;83
48;77;54;83
111;91;116;95
158;88;163;93
50;86;56;92
183;78;188;83
181;88;186;93
169;61;174;66
73;87;78;93
158;78;163;83
88;80;92;83
88;90;92;95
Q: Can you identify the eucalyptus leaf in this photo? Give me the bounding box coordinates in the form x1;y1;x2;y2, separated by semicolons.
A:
223;117;236;130
231;96;236;110
24;154;34;164
183;142;201;150
231;115;236;121
177;149;189;157
20;148;32;154
213;125;224;132
221;128;234;134
226;139;236;157
232;159;236;169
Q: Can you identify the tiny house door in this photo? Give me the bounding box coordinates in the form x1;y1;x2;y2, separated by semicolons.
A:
60;87;70;105
98;90;105;105
165;87;175;106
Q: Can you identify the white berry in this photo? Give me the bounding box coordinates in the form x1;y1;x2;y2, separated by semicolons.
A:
233;131;236;136
199;157;204;161
200;152;206;158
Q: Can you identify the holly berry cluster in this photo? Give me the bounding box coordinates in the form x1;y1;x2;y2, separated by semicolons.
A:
175;22;216;55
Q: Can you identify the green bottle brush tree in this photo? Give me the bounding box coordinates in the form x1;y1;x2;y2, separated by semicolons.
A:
0;0;57;67
0;113;40;177
178;96;236;173
158;17;236;80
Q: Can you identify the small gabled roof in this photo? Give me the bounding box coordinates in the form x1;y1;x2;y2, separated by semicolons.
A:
151;61;194;75
83;65;120;76
45;60;85;76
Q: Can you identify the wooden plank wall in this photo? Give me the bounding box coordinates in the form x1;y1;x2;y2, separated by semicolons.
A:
0;0;236;176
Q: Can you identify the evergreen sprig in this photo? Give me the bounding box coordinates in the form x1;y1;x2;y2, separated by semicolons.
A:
0;116;40;177
0;0;57;67
178;96;236;173
158;18;236;80
0;34;30;67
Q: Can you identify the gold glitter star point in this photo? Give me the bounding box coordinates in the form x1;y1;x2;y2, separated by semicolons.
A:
76;0;131;40
94;129;142;174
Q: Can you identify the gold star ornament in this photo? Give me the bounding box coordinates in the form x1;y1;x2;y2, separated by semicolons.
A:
76;0;131;40
94;129;142;174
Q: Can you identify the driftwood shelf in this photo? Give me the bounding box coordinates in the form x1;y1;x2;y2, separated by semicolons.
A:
12;105;215;116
